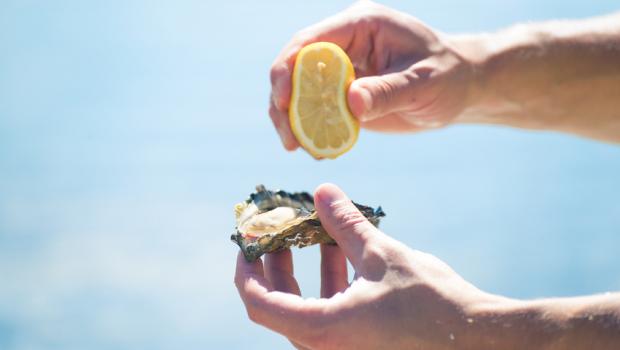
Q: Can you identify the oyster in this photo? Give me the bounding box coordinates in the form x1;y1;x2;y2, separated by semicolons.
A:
231;185;385;262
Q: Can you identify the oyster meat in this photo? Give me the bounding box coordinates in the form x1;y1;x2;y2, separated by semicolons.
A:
231;185;385;262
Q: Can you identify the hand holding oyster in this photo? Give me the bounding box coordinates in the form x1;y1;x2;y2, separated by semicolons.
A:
231;185;385;261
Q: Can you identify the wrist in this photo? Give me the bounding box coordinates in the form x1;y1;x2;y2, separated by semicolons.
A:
465;292;620;350
448;24;564;130
449;16;620;138
464;293;567;350
448;29;536;127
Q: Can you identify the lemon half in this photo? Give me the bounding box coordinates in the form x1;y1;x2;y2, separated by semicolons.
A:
289;42;359;159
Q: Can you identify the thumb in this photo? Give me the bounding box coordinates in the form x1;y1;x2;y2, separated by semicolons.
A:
347;70;415;122
314;183;380;269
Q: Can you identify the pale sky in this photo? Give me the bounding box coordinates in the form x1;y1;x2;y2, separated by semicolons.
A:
1;0;620;349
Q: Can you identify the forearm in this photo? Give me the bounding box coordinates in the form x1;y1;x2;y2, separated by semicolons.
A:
453;13;620;142
466;292;620;349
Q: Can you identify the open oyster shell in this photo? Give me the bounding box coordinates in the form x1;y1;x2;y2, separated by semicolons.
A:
231;185;385;262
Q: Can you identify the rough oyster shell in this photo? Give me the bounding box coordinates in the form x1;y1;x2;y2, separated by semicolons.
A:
231;185;385;262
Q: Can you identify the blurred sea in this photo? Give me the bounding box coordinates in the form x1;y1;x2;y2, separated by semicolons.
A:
1;1;619;349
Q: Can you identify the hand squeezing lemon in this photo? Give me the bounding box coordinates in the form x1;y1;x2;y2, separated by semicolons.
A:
289;42;359;159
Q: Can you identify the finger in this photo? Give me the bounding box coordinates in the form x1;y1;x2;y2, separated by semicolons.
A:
263;251;309;350
270;63;293;112
320;244;348;298
234;252;330;341
269;22;356;152
270;11;361;111
359;113;426;133
269;98;300;151
314;183;383;270
348;70;423;122
235;251;271;304
265;249;301;295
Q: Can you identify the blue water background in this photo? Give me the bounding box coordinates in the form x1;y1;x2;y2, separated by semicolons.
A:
1;1;619;348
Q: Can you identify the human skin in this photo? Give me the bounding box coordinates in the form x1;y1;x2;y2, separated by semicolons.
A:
235;184;620;349
268;1;620;148
246;1;620;348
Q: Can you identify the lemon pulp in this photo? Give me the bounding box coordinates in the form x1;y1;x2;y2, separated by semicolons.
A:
289;42;359;159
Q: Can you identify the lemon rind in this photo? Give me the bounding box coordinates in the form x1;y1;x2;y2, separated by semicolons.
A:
289;42;359;159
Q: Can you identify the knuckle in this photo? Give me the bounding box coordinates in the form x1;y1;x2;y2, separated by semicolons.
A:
362;244;385;263
349;1;387;21
350;0;377;12
245;305;263;324
233;275;242;290
403;68;423;85
331;202;369;233
292;28;310;41
354;14;377;29
268;103;279;121
270;63;287;86
292;25;316;44
410;249;438;265
372;77;396;105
